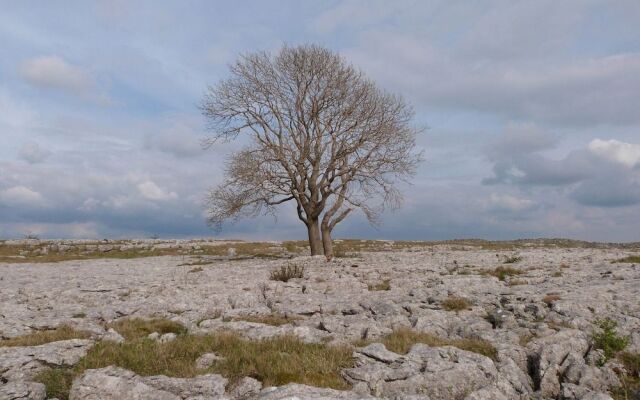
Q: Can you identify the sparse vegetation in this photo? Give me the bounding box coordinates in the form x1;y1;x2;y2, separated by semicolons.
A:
611;352;640;400
612;255;640;264
106;318;187;341
227;313;301;326
441;296;472;312
367;279;391;291
592;318;629;361
269;264;305;282
482;266;522;281
551;271;562;277
35;332;353;400
188;266;204;273
0;325;90;347
377;328;497;360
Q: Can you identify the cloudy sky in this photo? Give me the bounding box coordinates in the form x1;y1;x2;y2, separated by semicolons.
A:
1;1;639;242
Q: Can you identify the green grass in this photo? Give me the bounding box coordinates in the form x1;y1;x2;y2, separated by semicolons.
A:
35;332;353;400
0;325;90;347
592;318;629;362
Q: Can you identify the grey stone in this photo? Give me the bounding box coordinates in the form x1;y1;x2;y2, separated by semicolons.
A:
0;381;46;400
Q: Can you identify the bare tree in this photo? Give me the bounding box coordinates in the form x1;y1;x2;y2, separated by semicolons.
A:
202;44;422;259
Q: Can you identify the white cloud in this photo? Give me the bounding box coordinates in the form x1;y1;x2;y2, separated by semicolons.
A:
487;193;536;212
144;119;204;158
0;186;45;207
21;55;92;93
19;142;51;164
588;139;640;168
137;180;178;202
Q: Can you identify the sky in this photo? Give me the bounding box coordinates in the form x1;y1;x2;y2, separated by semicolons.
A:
1;0;639;242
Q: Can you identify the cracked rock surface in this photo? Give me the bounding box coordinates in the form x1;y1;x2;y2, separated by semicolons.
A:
1;241;638;399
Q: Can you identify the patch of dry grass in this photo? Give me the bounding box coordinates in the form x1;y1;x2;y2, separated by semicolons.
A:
227;313;302;326
542;294;561;305
376;328;497;360
106;318;187;341
612;255;640;264
0;325;90;347
35;332;353;400
441;296;472;312
367;279;391;291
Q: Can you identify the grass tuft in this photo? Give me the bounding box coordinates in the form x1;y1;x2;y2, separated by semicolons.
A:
227;313;301;326
367;279;391;291
0;325;90;347
270;264;304;282
612;255;640;264
377;328;497;360
106;318;187;341
441;296;472;312
482;266;522;281
504;255;523;264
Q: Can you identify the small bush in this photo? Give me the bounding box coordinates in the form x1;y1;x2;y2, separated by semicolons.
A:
107;318;187;341
379;328;497;360
441;296;472;312
592;318;629;361
551;271;562;277
504;255;523;264
367;279;391;291
0;325;90;347
270;264;305;282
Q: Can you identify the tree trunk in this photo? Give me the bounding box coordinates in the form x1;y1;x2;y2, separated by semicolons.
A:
307;219;323;256
321;223;334;261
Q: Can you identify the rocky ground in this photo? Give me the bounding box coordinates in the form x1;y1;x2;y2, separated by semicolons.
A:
1;240;639;399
